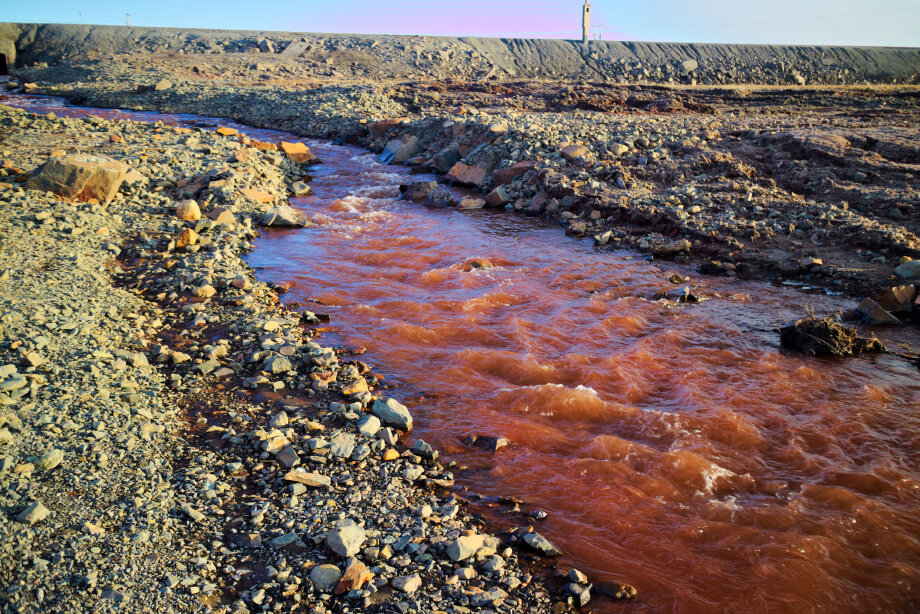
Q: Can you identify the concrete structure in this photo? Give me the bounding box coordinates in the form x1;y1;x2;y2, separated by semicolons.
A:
582;1;591;44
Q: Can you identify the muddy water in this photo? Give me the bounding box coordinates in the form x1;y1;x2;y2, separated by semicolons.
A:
6;92;920;613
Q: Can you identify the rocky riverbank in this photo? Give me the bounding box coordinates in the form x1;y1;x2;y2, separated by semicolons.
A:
10;53;920;316
0;103;613;613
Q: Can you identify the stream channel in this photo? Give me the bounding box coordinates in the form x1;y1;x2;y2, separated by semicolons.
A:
5;92;920;613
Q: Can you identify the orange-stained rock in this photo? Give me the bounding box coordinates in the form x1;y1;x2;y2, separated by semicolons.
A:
25;153;128;205
382;449;399;461
250;139;277;151
208;207;237;227
216;126;238;136
561;144;591;162
369;119;406;138
492;160;535;186
445;162;488;187
109;134;123;144
239;187;274;203
280;142;320;164
336;558;374;594
176;228;198;248
233;148;254;163
176;200;201;221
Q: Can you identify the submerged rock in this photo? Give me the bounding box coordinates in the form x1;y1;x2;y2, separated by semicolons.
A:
779;316;885;357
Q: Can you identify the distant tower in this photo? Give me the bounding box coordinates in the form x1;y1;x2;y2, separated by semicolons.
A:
582;1;591;44
126;13;131;26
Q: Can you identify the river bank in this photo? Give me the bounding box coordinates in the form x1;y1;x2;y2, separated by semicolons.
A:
0;100;603;613
9;54;920;314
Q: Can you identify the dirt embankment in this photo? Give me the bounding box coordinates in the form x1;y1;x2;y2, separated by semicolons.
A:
2;22;920;86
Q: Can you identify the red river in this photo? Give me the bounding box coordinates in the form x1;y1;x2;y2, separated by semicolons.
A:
7;92;920;613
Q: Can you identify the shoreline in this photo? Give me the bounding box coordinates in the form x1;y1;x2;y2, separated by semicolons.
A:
0;100;607;613
11;58;920;312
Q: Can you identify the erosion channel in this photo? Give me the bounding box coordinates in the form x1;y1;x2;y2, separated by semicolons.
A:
8;92;920;614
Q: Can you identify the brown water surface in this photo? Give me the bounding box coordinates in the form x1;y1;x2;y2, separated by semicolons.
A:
248;142;920;614
5;91;920;613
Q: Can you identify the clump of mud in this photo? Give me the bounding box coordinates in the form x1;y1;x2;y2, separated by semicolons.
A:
779;316;885;357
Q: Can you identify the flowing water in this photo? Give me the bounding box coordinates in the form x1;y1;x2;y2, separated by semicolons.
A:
6;92;920;613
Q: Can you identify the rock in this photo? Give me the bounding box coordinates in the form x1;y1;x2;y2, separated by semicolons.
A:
326;524;366;557
336;558;373;593
470;586;509;607
37;448;64;471
26;154;128;204
566;582;591;607
341;377;368;396
329;432;356;458
391;574;422;594
357;414;381;437
258;39;276;53
492;160;534;186
654;239;692;256
280;40;310;57
279;141;319;164
276;446;300;469
857;298;900;324
284;470;331;488
447;535;485;562
465;435;510;451
458;197;487;210
411;439;437;460
291;181;312;196
176;228;198;248
779;316;885;356
485;186;512;207
153;79;172;91
310;564;342;592
561;144;590;162
873;285;916;314
216;126;238;136
371;397;413;430
208;206;236;227
681;59;699;72
176;200;201;221
400;181;437;201
239;187;274;203
262;355;292;374
262;205;309;227
434;146;462;173
380;136;419;165
568;569;589;584
446;162;488;187
522;531;563;556
16;501;50;525
895;260;920;279
22;351;43;367
271;532;299;548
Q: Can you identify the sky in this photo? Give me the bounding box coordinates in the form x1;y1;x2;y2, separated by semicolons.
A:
4;0;919;47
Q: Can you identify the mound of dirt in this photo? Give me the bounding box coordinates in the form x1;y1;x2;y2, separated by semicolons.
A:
779;316;885;357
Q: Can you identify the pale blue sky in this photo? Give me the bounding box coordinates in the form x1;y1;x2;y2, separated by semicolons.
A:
4;0;919;47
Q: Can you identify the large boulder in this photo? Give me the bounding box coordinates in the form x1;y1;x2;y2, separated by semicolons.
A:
26;154;128;204
262;205;310;228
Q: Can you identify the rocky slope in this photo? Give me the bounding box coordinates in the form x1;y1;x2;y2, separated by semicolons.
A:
2;22;920;86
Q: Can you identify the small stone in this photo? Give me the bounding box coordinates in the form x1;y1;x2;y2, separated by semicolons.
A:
263;355;292;374
271;532;299;548
37;448;64;471
176;200;201;221
391;574;422;594
23;352;44;368
284;470;330;488
895;260;920;279
326;524;366;557
357;414;381;437
522;531;563;556
310;564;342;592
16;501;50;525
